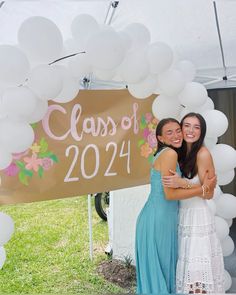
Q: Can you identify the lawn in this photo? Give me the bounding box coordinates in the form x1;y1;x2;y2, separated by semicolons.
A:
0;196;124;294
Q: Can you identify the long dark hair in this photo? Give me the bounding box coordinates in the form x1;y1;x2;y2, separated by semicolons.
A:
153;117;181;156
179;112;206;179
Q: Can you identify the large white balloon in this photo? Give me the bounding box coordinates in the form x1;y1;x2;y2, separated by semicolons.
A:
52;65;79;103
204;136;218;150
68;53;91;79
221;235;235;257
152;95;181;120
216;193;236;219
0;119;34;153
195;97;214;113
27;64;63;100
86;29;126;70
0;45;30;87
128;75;158;99
147;42;173;75
17;16;63;62
211;144;236;172
123;23;151;50
176;60;196;82
0;247;6;269
158;69;185;97
203;110;228;138
224;269;232;291
0;148;12;170
213;185;223;201
0;212;14;246
2;86;37;120
24;99;48;124
71;14;99;48
178;82;208;108
119;50;149;84
215;216;229;240
217;169;235;186
93;68;116;81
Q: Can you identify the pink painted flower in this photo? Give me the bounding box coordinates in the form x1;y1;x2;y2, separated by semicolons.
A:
143;128;151;139
24;153;43;172
145;113;152;123
41;158;53;170
12;149;29;160
4;162;19;176
148;133;157;148
140;143;153;158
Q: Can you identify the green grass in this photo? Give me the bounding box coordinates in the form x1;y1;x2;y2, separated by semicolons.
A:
0;196;124;294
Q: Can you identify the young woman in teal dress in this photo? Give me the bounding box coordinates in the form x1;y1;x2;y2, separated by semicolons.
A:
135;118;217;294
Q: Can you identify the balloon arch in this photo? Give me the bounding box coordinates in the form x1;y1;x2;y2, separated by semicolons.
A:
0;13;236;291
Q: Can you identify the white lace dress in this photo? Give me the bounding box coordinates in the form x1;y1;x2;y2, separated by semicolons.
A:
176;175;225;294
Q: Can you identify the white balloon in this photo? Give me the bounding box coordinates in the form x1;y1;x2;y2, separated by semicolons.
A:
152;95;181;120
71;14;99;48
206;199;216;215
195;97;215;113
224;269;232;291
0;148;12;170
175;60;196;82
211;144;236;172
178;82;208;108
147;42;173;74
18;16;63;62
86;29;126;70
158;69;185;97
213;185;223;201
203;110;228;138
119;50;149;84
128;75;158;99
123;23;151;50
0;45;30;87
52;65;79;103
24;99;48;124
215;216;229;240
68;53;91;79
221;235;235;257
216;193;236;219
93;68;116;81
0;247;6;269
118;31;132;52
2;86;37;120
217;169;235;186
0;212;14;246
27;64;63;100
204;136;218;150
0;119;34;153
225;218;233;227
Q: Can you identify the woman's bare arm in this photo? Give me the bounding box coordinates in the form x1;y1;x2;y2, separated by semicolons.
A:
197;146;215;184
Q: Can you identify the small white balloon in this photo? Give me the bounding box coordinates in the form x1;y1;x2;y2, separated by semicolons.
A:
123;22;151;50
147;42;173;75
24;99;48;124
0;247;6;269
224;269;232;291
152;95;181;120
217;169;235;186
175;60;196;82
203;110;228;138
225;218;233;227
178;82;208;108
158;69;185;97
221;235;235;257
68;53;91;79
0;212;14;246
204;136;218;150
211;144;236;172
213;185;223;201
128;75;158;99
195;97;215;113
18;16;63;62
216;193;236;219
93;68;116;81
215;215;229;240
27;64;63;100
0;148;12;170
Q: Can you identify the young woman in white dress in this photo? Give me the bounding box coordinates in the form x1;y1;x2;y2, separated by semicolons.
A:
162;112;225;294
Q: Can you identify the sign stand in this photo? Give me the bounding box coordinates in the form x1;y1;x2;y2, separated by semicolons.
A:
88;194;93;260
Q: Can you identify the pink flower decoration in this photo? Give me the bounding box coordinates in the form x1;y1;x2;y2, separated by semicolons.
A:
12;149;29;160
145;113;152;123
4;162;19;176
42;158;53;170
148;133;157;148
24;153;43;172
143;128;151;139
141;143;153;158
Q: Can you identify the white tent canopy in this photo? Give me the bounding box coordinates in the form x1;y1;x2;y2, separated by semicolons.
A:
1;0;236;89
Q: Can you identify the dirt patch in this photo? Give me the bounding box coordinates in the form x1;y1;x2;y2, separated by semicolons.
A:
97;259;136;292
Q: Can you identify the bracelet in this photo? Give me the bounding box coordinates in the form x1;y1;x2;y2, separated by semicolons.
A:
183;180;192;189
201;185;206;198
205;185;210;194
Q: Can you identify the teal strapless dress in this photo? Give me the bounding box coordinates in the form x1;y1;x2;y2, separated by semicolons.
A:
135;148;180;294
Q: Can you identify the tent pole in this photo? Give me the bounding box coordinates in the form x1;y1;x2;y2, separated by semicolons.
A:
213;1;227;79
88;194;93;260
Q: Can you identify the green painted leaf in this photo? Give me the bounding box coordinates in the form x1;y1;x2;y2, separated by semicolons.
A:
40;138;48;153
140;122;146;130
19;171;28;186
50;154;58;163
30;123;37;129
148;155;154;163
38;151;53;158
16;161;25;169
38;166;44;178
138;139;145;147
24;169;33;177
